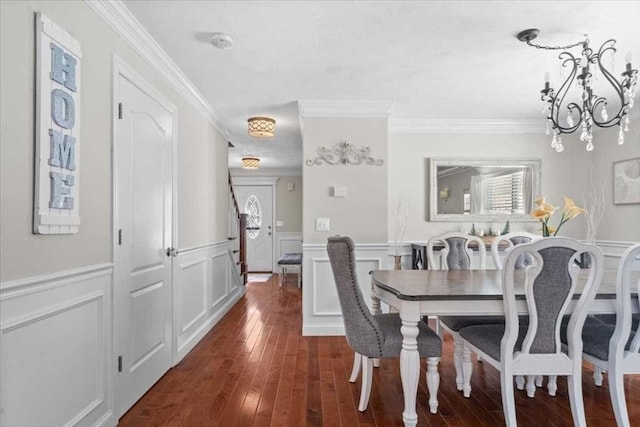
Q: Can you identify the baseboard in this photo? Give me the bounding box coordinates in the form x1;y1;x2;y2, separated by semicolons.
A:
302;323;345;336
93;410;116;427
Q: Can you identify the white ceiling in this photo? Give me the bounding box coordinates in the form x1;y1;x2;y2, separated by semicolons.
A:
123;0;640;170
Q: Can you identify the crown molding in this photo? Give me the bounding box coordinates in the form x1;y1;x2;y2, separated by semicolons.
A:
299;101;394;118
389;118;548;134
230;167;302;177
85;0;227;135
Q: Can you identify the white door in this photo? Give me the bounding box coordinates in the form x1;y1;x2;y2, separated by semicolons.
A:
234;185;274;272
114;67;174;417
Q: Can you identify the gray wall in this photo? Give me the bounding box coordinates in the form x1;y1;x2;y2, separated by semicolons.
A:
0;0;229;281
302;117;388;243
388;126;640;242
276;176;303;232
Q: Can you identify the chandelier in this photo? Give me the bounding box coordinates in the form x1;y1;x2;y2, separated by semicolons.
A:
247;117;275;138
517;29;637;152
241;157;260;169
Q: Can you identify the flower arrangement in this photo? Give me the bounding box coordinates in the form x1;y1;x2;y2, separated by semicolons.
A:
531;196;586;237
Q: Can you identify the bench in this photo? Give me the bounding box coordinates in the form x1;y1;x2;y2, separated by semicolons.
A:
277;253;302;287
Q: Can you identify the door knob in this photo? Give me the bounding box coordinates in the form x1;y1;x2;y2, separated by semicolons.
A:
166;247;178;257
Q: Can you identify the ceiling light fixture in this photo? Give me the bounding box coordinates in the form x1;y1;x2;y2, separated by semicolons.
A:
241;157;260;169
517;29;637;152
247;117;276;138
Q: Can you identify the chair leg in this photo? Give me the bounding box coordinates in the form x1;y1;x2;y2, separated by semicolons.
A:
547;375;557;396
594;366;604;386
526;375;536;398
373;358;380;368
568;372;587;427
426;357;440;414
349;353;361;383
608;364;630;427
500;371;517;427
279;266;283;287
358;356;374;412
535;375;543;387
462;345;473;398
515;375;525;390
453;333;464;391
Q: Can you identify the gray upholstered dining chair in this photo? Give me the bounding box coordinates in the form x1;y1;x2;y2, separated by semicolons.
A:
327;236;443;413
458;237;604;427
566;243;640;427
426;232;498;392
492;232;545;396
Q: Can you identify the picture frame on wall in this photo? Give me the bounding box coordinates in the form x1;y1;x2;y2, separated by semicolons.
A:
613;157;640;205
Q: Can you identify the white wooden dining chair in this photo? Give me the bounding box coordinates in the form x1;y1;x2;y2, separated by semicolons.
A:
572;243;640;427
491;232;546;396
458;237;604;427
426;232;499;392
327;236;442;413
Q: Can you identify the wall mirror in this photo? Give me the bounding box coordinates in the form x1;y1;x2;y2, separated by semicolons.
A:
428;158;541;222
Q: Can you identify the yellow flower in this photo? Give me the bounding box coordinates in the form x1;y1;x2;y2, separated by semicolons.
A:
531;208;552;220
562;197;586;220
546;226;557;235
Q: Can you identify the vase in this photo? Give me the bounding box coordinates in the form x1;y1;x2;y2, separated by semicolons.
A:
393;255;402;270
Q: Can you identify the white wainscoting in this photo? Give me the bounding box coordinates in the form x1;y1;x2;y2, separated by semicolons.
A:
595;240;640;269
173;241;245;362
0;264;114;427
277;232;302;257
302;243;393;336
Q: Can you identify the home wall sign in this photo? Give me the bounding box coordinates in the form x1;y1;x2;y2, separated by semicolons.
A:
34;13;82;234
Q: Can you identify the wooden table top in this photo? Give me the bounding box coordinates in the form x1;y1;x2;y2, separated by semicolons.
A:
370;269;637;302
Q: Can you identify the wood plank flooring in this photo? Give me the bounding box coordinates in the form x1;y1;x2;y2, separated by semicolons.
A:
119;275;640;427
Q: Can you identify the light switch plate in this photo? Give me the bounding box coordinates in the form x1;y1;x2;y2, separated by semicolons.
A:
315;218;330;232
332;186;347;198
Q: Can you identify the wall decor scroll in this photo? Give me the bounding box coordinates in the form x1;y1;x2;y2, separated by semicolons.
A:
306;140;383;166
34;13;82;234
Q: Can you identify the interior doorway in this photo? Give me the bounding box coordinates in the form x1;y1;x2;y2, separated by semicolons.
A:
112;57;176;418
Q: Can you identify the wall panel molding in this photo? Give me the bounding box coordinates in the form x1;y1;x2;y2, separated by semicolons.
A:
0;264;113;427
302;243;390;336
174;242;245;362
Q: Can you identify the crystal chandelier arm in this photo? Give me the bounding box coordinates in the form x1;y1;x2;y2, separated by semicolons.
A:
591;40;627;128
549;52;581;134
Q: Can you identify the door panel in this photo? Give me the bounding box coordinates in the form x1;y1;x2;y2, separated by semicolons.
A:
114;71;173;418
234;186;274;272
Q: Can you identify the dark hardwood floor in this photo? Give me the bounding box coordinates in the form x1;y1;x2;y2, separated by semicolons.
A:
119;274;640;427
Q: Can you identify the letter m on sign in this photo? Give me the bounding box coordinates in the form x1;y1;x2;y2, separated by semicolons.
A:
48;129;76;170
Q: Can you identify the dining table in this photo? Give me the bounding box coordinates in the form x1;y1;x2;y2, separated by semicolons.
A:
369;268;639;427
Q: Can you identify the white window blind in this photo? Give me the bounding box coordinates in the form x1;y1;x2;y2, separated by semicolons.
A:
485;171;525;214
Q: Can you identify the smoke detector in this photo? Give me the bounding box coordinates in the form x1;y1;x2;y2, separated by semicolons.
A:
211;32;233;49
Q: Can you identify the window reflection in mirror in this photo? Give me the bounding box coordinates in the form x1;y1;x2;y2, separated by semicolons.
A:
429;158;541;222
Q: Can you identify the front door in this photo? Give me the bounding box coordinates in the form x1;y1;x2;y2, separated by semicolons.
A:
114;65;174;417
234;185;274;272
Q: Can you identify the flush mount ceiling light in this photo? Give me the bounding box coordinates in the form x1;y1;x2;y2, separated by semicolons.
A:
241;157;260;169
210;32;233;49
517;28;637;152
247;117;276;138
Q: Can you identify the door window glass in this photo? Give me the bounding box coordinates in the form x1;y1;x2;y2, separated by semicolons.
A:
245;195;262;239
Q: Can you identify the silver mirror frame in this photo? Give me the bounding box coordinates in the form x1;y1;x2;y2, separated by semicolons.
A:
428;157;541;222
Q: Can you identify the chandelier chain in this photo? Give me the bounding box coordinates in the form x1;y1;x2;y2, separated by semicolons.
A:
525;39;586;51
